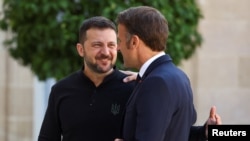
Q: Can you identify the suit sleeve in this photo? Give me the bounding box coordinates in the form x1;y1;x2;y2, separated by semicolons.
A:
189;125;207;141
135;77;177;141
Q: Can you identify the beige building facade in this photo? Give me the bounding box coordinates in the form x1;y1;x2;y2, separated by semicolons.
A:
0;0;250;140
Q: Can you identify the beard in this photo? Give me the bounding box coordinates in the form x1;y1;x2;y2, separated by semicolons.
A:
84;53;115;74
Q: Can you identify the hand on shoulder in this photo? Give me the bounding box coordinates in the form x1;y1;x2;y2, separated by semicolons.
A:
120;70;138;83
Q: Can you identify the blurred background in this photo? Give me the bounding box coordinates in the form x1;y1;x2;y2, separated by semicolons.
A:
0;0;250;141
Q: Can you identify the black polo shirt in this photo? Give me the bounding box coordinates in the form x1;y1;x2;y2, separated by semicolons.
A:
38;67;135;141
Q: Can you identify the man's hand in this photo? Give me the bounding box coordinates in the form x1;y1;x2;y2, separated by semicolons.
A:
114;139;123;141
205;106;222;138
120;70;138;83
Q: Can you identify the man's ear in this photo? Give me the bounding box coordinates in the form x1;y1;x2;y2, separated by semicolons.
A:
131;35;140;48
76;43;84;57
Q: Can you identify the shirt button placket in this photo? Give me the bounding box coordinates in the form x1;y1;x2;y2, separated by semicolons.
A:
90;89;96;106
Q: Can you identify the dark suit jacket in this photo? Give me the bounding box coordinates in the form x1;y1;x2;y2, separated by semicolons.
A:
122;54;197;141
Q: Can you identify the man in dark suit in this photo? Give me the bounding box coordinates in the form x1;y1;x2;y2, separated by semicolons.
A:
116;6;220;141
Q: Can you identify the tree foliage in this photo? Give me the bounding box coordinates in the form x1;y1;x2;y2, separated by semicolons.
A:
0;0;202;81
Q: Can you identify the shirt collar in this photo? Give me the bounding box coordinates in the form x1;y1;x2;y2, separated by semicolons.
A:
138;51;165;77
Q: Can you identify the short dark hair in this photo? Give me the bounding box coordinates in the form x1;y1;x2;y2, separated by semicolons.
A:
79;16;116;44
116;6;168;51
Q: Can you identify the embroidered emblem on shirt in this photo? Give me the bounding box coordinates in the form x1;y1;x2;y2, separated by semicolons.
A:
111;104;120;115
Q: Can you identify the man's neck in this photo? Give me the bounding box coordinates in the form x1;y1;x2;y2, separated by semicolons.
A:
83;67;114;87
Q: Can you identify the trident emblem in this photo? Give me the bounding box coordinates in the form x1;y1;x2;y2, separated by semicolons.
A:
111;103;120;115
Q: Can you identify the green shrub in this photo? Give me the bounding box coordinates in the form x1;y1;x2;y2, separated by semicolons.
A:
0;0;202;81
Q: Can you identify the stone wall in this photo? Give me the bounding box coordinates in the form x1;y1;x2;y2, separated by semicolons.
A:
181;0;250;124
0;35;34;141
0;1;34;141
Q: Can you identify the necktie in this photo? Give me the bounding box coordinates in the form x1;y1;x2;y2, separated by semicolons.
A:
136;74;142;83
